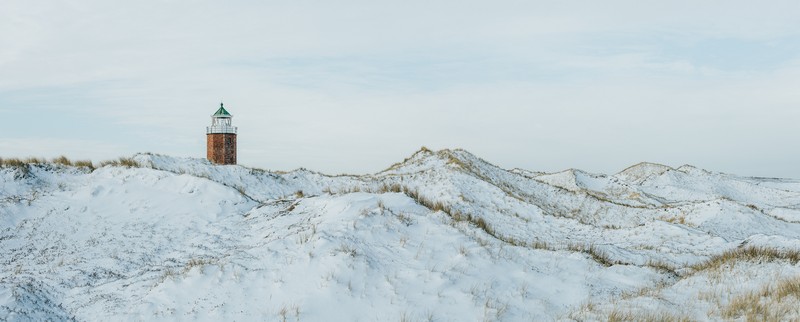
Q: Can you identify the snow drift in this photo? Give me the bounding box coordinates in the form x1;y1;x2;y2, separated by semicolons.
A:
2;148;800;321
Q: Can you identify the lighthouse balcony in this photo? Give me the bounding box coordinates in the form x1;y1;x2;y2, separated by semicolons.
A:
206;126;238;134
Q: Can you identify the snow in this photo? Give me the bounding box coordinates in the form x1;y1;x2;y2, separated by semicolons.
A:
2;148;800;321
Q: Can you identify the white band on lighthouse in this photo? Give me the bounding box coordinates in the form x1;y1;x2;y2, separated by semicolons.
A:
206;125;237;134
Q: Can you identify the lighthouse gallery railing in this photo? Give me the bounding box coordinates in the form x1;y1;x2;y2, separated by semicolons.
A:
206;126;238;134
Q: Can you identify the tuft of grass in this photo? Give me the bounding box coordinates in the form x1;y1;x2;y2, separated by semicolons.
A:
182;258;218;274
396;213;414;226
474;217;491;233
723;276;800;321
584;246;617;267
1;156;94;172
566;244;620;267
99;157;141;168
118;157;140;167
332;186;363;194
0;157;27;168
158;268;178;283
529;240;550;250
277;303;301;322
335;243;357;257
692;246;800;273
24;157;46;164
0;157;31;177
398;311;415;322
660;213;687;225
248;167;267;175
377;183;404;194
607;308;692;322
376;200;386;211
51;155;73;166
645;259;677;274
482;297;509;321
73;160;94;170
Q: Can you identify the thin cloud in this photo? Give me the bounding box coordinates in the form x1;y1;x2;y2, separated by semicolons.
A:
1;0;799;177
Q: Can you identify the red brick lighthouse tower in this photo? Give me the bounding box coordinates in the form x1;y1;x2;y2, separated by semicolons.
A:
206;103;237;165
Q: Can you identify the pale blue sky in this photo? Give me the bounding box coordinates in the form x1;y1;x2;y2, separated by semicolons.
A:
1;0;799;177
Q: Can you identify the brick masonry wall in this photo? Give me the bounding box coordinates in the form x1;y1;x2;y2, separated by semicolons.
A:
206;133;237;165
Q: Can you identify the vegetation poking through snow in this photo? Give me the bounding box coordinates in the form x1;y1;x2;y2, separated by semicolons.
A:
723;276;800;321
691;246;800;273
606;308;693;322
98;157;141;168
3;148;800;321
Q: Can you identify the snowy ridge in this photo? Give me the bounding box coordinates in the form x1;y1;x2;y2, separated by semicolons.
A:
2;148;800;321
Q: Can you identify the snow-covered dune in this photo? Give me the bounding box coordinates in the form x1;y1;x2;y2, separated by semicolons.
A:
2;149;800;321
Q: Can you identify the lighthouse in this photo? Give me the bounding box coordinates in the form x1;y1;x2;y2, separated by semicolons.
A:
206;103;237;165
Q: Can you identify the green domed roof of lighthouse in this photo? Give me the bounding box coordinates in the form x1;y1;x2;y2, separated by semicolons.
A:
212;103;232;117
